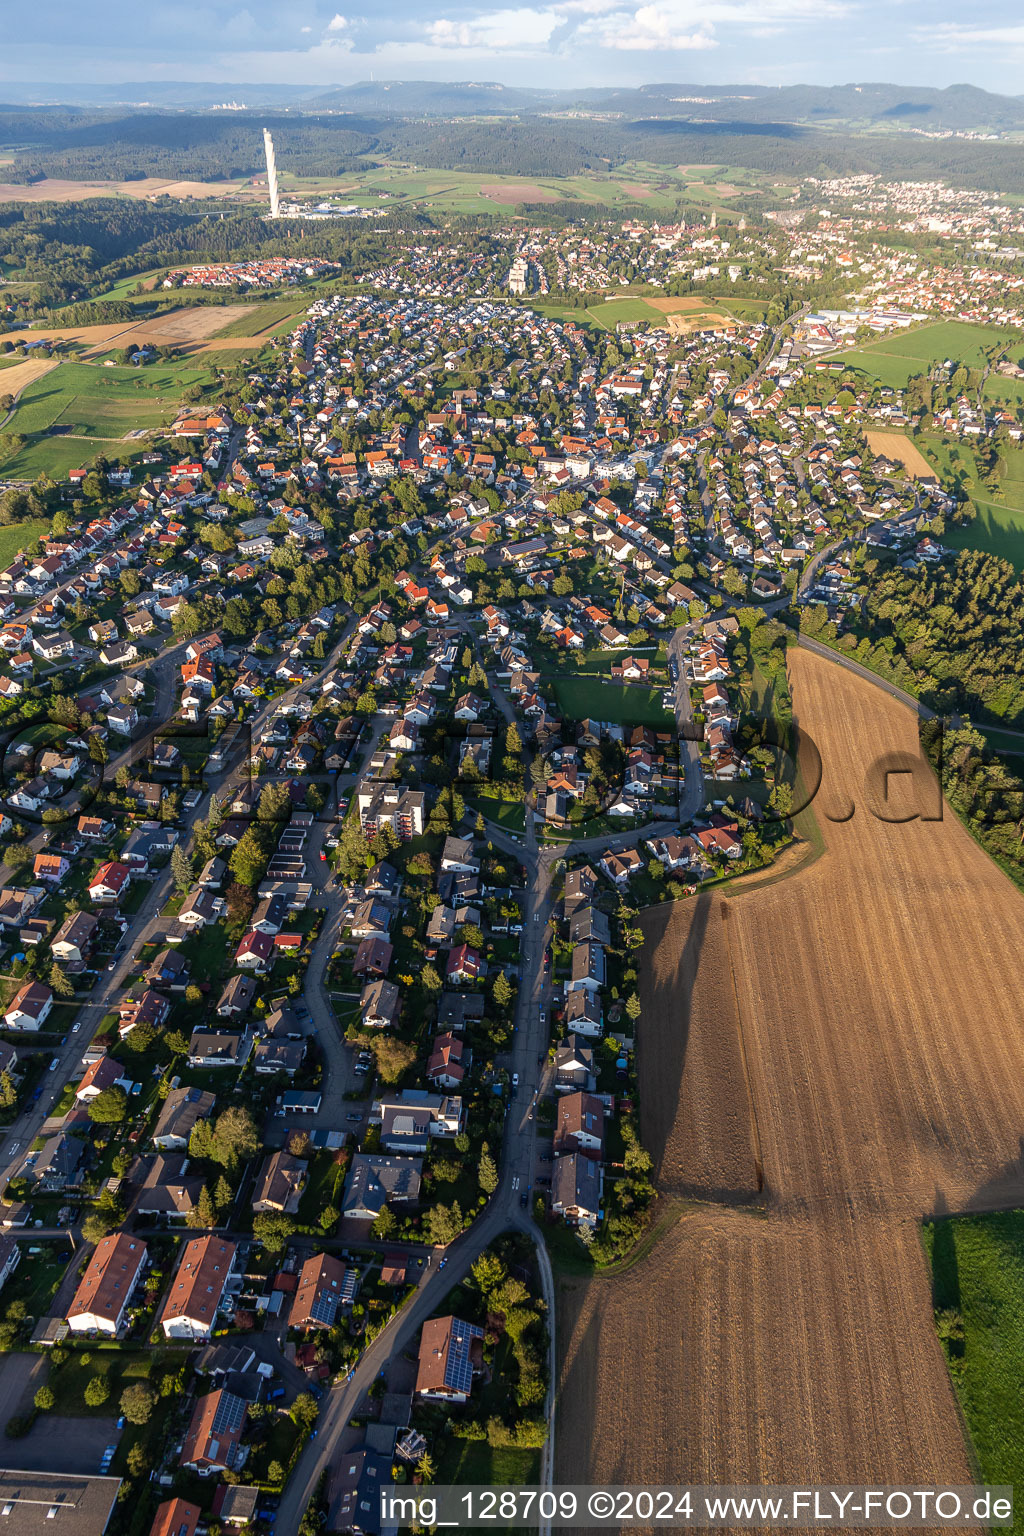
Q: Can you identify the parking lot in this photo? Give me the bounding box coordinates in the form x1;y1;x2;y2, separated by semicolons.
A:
0;1355;122;1475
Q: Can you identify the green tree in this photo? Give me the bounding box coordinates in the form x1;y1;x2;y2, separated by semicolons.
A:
126;1444;149;1478
371;1035;416;1085
119;1383;155;1426
478;1150;498;1196
186;1185;218;1230
0;1071;16;1111
211;1106;260;1170
471;1251;507;1294
188;1118;215;1160
33;1385;54;1413
290;1391;319;1433
87;1086;128;1125
257;780;291;823
370;1205;396;1240
492;972;513;1009
229;827;269;888
426;1202;463;1246
48;963;73;999
253;1211;295;1254
84;1376;109;1408
170;844;193;894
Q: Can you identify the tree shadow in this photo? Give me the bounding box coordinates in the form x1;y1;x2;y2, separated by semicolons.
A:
640;891;711;1185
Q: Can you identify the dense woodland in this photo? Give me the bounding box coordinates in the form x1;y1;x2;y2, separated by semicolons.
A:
7;106;1024;194
0;200;431;311
803;550;1024;725
921;720;1024;891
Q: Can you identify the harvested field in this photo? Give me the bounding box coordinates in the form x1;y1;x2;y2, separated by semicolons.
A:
645;296;717;313
865;430;938;479
19;306;258;359
0;176;245;203
617;182;653;198
119;305;257;345
481;183;559;204
0;356;58;410
557;648;1024;1520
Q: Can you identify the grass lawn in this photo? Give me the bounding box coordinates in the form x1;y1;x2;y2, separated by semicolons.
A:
2;356;219;473
437;1435;539;1487
54;1348;158;1416
0;521;49;567
923;1210;1024;1502
1;434;142;480
4;1240;74;1318
841;320;1019;388
946;502;1024;569
467;793;525;834
550;676;674;728
916;434;1024;568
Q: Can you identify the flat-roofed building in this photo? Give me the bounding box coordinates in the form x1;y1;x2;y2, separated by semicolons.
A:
0;1471;121;1536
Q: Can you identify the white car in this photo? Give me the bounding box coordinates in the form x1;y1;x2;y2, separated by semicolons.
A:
512;1072;519;1089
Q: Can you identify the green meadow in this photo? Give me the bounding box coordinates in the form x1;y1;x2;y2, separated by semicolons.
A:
842;320;1019;388
923;1211;1024;1519
919;434;1024;569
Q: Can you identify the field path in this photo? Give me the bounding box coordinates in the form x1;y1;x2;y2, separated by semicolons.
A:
557;649;1024;1528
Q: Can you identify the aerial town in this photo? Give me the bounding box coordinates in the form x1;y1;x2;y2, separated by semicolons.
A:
2;116;1024;1536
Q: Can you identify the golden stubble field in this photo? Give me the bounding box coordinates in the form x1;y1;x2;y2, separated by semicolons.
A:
557;649;1024;1525
865;430;938;480
15;305;259;359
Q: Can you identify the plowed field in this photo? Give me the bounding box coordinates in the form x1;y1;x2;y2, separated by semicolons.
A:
557;648;1024;1526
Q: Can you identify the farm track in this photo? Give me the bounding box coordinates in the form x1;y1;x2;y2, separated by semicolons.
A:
556;648;1024;1532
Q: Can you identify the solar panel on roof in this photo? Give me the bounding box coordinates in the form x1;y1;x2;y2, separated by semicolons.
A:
310;1290;338;1327
211;1391;247;1435
442;1321;481;1395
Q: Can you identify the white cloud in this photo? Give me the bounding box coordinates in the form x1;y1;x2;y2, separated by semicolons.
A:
919;21;1024;51
580;4;717;49
325;12;349;31
427;7;560;51
553;0;621;14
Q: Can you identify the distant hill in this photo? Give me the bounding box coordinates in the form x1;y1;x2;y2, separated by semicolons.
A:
307;80;556;115
2;79;1024;133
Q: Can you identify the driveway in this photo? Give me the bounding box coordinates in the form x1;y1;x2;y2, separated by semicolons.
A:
0;1353;44;1426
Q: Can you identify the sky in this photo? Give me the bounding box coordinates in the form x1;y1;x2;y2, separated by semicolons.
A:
4;0;1024;94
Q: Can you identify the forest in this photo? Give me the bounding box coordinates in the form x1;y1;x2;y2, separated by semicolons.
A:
0;200;433;312
803;549;1024;726
0;110;379;183
8;106;1024;194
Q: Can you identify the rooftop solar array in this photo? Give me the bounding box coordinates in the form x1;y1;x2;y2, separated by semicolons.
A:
211;1391;247;1435
443;1321;483;1395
